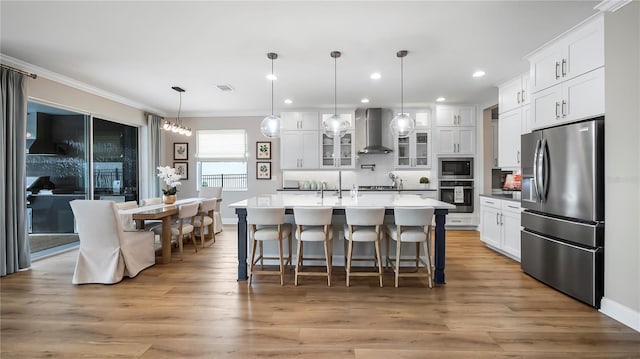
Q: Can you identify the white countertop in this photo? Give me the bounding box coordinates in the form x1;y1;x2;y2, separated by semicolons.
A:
229;193;455;209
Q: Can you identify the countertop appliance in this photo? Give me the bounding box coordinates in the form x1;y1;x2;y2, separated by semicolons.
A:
520;116;604;308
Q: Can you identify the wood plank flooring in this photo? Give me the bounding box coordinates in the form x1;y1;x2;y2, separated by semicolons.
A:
2;227;639;358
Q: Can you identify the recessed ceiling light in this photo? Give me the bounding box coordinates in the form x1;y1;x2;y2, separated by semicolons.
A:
361;98;370;103
284;99;293;104
436;97;446;102
370;72;382;80
472;70;486;78
266;73;277;81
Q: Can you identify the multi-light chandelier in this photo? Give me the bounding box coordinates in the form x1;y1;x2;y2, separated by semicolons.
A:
162;86;192;136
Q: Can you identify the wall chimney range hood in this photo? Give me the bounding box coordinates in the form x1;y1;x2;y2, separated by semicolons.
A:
357;108;393;154
26;113;66;155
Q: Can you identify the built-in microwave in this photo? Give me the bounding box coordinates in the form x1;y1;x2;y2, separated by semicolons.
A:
438;157;474;180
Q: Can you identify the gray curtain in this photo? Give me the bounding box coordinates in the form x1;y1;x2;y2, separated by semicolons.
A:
147;114;162;197
1;68;31;276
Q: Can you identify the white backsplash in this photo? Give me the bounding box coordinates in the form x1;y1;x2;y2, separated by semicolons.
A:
282;153;434;189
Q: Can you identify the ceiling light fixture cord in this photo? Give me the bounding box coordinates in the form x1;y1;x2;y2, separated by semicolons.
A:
271;56;275;116
334;54;337;116
400;54;404;115
178;91;182;125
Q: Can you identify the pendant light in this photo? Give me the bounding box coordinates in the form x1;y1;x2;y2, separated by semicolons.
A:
322;51;348;139
162;86;192;136
389;50;415;139
260;52;281;138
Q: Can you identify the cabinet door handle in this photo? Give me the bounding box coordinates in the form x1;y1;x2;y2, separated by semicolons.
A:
561;100;567;118
561;58;567;77
555;102;560;119
521;89;525;103
555;61;560;79
517;91;521;104
496;212;500;225
517;150;521;164
500;213;504;225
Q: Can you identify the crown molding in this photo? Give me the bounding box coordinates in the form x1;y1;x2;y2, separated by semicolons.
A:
0;54;166;116
594;0;632;12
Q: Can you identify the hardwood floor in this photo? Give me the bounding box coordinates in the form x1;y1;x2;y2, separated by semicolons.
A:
2;227;639;358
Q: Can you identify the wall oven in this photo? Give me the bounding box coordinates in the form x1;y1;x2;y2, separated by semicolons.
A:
439;180;474;213
439;157;473;179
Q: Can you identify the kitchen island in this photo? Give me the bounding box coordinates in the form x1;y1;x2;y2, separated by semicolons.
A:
229;192;455;284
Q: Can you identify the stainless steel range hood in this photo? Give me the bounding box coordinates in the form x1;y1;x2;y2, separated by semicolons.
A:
357;108;393;154
26;112;65;155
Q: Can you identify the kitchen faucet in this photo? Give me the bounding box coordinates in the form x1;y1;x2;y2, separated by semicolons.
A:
337;170;342;198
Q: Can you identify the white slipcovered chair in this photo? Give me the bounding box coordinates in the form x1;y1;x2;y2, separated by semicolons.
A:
152;202;200;259
247;207;292;286
344;207;385;287
114;200;138;231
293;207;333;286
386;207;435;288
70;200;155;284
199;187;222;233
193;198;218;247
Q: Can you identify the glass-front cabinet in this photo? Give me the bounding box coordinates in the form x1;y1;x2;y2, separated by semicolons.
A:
393;112;432;168
320;113;355;168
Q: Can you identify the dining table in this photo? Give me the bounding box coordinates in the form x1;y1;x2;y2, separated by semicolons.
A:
119;197;217;264
229;192;456;284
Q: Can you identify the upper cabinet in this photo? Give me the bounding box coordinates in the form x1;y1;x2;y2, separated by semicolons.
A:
393;111;432;168
529;14;604;94
436;105;475;127
435;105;475;156
320;113;355;168
281;112;320;131
527;14;605;131
498;73;530;114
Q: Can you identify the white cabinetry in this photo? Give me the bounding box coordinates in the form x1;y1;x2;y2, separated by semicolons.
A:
480;197;522;261
320;113;355;168
498;74;530;114
281;112;319;131
528;14;604;130
394;129;431;168
436;106;475;126
498;107;523;169
491;119;499;168
280;131;319;169
435;127;475;155
435;105;475;155
529;14;604;93
530;66;604;130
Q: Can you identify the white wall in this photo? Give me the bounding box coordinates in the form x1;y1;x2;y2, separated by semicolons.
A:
161;116;281;222
601;2;640;331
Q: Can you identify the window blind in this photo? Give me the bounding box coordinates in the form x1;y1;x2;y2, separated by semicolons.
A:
196;129;247;159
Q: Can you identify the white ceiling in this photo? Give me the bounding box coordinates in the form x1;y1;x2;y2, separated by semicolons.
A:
1;1;599;118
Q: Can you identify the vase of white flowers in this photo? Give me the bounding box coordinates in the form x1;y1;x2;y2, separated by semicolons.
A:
157;166;182;204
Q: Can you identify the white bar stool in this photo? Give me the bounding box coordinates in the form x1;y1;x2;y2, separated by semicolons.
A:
293;207;333;286
344;207;385;287
247;207;292;286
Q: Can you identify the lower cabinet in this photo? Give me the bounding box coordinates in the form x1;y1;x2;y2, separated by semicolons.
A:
480;196;522;261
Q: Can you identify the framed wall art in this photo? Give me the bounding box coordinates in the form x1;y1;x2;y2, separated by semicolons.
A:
173;142;188;160
173;162;188;180
256;141;272;160
256;162;271;180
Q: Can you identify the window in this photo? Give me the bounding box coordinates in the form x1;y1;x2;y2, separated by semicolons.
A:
196;130;247;190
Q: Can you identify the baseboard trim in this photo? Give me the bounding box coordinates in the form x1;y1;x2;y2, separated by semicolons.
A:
600;297;640;332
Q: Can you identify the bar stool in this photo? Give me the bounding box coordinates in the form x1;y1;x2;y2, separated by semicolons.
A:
344;207;385;287
386;207;435;288
293;207;333;286
247;207;292;286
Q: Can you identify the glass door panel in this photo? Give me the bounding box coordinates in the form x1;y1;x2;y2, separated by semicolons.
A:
92;118;139;203
397;137;410;166
339;133;353;167
415;130;429;166
321;133;335;167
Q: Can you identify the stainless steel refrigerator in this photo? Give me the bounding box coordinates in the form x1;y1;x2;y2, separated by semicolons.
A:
520;116;604;308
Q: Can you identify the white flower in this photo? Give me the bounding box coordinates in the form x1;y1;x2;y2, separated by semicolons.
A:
157;166;182;189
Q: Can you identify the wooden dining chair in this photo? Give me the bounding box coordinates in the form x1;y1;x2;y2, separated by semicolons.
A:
152;202;200;259
199;187;223;233
193;198;217;248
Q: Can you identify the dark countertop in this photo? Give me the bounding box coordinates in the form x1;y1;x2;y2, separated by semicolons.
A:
480;192;522;203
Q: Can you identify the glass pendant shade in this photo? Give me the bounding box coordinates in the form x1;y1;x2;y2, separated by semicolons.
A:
260;114;281;138
323;114;348;139
390;112;415;138
163;121;172;130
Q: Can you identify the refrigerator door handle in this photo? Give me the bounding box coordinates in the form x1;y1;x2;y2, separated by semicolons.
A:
541;138;549;202
533;139;542;202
